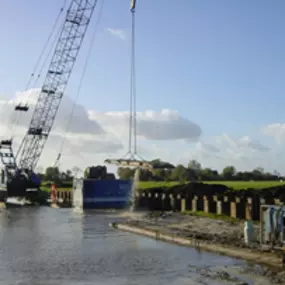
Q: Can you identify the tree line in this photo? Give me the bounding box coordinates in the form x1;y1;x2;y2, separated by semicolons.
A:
37;166;80;184
117;159;283;182
38;159;283;183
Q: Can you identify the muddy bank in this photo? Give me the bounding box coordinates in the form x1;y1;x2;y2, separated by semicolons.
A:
114;211;285;284
119;211;262;249
191;264;285;285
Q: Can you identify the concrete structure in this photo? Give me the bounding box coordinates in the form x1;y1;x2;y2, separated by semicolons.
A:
260;204;285;245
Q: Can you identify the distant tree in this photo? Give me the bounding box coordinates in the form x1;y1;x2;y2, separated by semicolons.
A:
252;167;265;181
170;165;187;182
44;167;60;183
59;169;73;181
42;157;283;183
139;168;153;181
200;168;220;181
149;158;175;169
183;168;197;182
65;169;73;181
187;160;202;175
117;167;134;180
273;170;281;178
222;166;236;180
255;167;264;174
152;168;165;179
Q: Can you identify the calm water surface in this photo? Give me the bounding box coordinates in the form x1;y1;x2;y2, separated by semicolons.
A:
0;207;263;285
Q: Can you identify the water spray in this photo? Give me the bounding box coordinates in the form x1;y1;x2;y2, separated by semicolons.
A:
130;167;140;212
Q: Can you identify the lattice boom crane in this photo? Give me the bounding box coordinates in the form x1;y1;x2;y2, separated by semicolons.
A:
0;0;99;197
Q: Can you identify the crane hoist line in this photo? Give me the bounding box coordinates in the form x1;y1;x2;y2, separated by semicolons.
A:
0;0;99;198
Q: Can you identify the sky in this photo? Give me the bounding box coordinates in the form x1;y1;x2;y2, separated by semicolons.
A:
1;0;285;175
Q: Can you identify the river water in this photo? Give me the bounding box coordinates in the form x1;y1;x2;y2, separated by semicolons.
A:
0;207;272;285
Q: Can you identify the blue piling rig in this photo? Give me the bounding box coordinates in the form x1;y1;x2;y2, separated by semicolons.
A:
0;0;99;199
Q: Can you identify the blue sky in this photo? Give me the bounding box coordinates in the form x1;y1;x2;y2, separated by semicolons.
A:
1;0;285;173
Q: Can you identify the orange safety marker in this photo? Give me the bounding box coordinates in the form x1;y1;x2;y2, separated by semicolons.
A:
51;184;57;203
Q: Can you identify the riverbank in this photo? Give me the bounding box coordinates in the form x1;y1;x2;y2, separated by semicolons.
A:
113;211;285;283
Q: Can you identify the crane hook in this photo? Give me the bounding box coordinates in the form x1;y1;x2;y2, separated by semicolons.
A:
130;0;136;12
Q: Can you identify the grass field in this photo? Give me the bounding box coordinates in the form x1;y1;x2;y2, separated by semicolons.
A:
41;180;285;191
40;186;71;192
138;180;285;190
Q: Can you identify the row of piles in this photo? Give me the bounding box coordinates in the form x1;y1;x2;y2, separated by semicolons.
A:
136;182;285;221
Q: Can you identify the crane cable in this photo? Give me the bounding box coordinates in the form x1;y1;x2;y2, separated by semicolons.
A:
131;9;138;157
54;0;105;168
11;23;64;140
7;0;68;139
126;10;134;158
122;4;144;161
14;22;66;161
11;25;64;141
25;0;69;91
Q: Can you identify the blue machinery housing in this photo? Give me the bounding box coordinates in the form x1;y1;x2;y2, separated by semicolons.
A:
72;179;132;210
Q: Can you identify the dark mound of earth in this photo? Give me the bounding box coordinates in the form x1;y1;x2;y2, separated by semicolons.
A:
142;183;285;200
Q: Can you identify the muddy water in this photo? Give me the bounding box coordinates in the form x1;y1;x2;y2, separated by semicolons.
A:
0;207;272;284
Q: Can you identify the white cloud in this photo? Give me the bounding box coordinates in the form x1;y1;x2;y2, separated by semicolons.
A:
88;109;202;141
215;134;270;153
0;89;123;170
212;134;270;166
174;133;274;173
211;134;272;169
183;134;270;165
195;141;220;153
105;28;126;40
0;89;105;135
261;123;285;144
0;89;202;171
2;89;284;174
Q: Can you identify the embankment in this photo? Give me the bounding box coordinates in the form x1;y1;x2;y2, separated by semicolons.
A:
111;212;284;271
139;181;285;199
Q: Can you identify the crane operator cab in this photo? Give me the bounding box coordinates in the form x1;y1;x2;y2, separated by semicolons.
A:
2;168;42;197
25;169;41;190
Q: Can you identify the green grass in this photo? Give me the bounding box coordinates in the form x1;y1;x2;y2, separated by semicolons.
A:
138;181;184;189
138;180;285;190
204;181;285;190
40;180;285;192
40;186;72;192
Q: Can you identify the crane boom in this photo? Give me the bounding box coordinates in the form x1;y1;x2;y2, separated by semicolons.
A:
5;0;98;172
0;0;99;198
